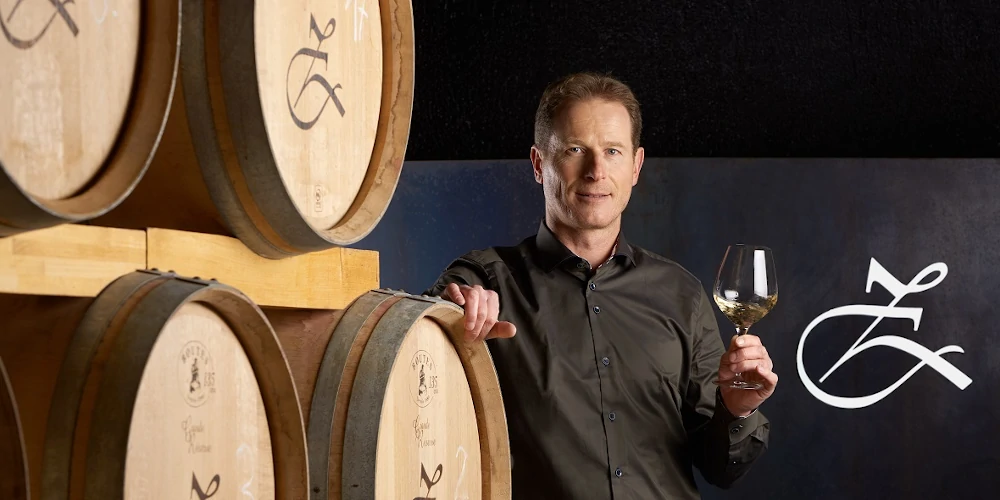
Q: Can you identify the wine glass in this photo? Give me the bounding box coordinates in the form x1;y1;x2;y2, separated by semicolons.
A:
713;244;777;390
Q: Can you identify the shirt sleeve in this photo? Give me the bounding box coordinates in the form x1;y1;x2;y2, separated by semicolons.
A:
684;286;770;488
422;254;492;297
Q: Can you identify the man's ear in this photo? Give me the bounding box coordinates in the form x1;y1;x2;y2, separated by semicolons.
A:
530;146;544;184
632;146;645;186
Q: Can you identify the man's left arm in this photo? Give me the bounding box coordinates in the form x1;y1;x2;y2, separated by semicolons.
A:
685;288;772;489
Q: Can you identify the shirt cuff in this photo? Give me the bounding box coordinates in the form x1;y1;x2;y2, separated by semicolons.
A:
715;388;763;441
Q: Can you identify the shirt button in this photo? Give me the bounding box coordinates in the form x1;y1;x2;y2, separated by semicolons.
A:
609;412;616;421
576;262;587;269
730;427;741;434
615;468;623;477
593;306;601;314
589;282;597;290
602;357;610;366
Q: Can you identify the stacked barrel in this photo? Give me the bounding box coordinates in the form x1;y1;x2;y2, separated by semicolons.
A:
0;1;510;499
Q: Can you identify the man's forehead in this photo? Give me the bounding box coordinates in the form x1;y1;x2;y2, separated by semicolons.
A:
552;99;630;130
553;135;628;147
555;98;630;120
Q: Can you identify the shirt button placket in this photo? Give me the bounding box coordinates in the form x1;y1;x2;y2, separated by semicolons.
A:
587;273;618;487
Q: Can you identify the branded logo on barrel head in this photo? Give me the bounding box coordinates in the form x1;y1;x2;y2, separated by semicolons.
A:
409;350;439;408
179;341;216;407
313;184;327;213
1;0;80;49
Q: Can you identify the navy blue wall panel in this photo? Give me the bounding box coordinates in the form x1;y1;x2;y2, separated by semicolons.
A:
350;160;544;294
351;158;1000;499
623;158;1000;499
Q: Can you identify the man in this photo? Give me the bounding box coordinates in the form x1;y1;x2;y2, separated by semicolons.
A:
424;72;776;499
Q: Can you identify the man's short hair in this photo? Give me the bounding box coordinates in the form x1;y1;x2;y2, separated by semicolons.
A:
533;72;643;154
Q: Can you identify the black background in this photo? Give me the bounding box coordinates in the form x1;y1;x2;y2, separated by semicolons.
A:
406;0;1000;160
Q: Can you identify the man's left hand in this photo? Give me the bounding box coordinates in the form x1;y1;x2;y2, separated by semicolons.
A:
718;334;778;416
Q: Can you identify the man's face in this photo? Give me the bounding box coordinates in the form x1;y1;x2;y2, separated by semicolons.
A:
531;98;645;232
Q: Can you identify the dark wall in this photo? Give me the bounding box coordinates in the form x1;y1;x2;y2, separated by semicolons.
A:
351;158;1000;499
407;1;1000;160
354;160;543;294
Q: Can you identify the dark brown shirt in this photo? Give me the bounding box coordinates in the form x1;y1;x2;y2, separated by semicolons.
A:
425;222;769;499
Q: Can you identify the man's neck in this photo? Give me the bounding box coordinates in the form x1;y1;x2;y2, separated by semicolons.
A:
546;215;621;268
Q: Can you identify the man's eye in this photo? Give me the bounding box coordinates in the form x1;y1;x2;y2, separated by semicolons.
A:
568;147;582;154
608;148;620;155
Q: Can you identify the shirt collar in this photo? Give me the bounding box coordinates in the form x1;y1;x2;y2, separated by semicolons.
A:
535;220;636;272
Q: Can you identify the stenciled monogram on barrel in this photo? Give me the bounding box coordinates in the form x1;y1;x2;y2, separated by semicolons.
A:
191;472;221;500
797;257;974;409
412;447;471;500
1;0;79;49
285;13;346;130
414;462;444;500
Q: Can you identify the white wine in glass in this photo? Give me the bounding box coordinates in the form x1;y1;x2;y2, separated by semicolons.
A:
713;244;777;390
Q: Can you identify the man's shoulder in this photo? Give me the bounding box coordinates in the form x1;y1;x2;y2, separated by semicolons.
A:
451;245;527;271
629;244;707;291
443;236;534;278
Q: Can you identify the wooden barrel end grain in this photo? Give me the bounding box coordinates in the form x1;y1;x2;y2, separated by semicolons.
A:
91;0;416;259
267;289;511;500
0;271;308;499
0;0;179;235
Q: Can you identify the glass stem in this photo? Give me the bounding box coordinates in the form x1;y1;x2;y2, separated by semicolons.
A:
734;326;750;380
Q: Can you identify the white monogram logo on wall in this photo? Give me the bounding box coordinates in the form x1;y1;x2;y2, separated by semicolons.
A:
796;258;973;409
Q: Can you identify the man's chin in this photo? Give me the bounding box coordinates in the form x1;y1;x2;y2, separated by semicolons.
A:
569;215;617;231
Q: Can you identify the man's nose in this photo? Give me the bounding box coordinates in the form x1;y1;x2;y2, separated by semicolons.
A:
584;152;608;180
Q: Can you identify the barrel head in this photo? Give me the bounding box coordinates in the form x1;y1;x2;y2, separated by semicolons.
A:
375;316;482;500
341;295;509;500
0;0;140;200
256;0;383;231
124;302;275;499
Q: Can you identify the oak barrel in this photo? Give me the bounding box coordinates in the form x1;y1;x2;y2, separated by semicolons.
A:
267;290;511;499
0;355;28;499
0;0;178;236
92;0;416;258
0;271;308;499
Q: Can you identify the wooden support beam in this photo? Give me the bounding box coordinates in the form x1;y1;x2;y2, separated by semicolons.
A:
145;228;379;309
0;225;145;297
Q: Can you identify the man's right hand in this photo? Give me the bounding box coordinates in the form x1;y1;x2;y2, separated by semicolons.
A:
440;283;517;343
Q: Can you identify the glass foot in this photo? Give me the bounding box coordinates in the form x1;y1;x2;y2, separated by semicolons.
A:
713;377;763;390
